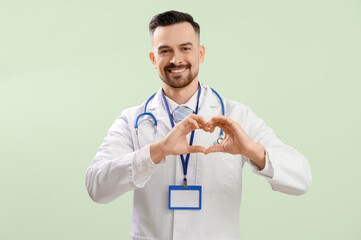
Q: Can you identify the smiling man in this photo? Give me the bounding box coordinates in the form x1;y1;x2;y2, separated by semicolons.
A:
149;20;203;90
86;10;312;240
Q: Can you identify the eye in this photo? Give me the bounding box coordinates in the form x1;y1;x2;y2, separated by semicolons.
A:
183;47;191;51
160;49;169;54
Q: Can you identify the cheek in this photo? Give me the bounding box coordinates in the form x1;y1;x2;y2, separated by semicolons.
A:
190;53;201;64
156;58;168;69
156;61;168;75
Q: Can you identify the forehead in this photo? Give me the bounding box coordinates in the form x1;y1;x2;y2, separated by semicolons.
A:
152;22;198;48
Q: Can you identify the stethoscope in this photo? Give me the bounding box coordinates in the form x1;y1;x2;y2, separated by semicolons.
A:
134;84;225;145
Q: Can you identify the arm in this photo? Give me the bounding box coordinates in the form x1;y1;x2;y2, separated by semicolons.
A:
244;107;312;195
206;110;312;195
85;113;163;204
205;115;266;169
85;113;209;204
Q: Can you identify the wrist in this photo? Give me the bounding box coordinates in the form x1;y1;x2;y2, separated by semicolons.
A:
245;142;266;170
150;141;167;164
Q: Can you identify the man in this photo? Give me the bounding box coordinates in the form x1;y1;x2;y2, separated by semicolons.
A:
86;10;312;240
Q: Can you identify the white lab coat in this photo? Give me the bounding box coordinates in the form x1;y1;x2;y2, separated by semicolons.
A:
85;84;312;240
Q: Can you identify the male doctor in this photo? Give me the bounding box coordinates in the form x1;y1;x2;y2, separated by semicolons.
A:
86;10;312;240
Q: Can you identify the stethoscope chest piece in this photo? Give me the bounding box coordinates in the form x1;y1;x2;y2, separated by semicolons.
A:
216;137;224;145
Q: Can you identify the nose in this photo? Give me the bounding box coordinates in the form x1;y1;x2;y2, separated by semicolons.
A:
170;53;183;65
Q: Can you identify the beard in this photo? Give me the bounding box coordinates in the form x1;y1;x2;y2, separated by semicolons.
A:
159;63;199;88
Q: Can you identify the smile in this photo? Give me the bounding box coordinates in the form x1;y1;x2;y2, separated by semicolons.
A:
167;68;187;73
171;68;186;73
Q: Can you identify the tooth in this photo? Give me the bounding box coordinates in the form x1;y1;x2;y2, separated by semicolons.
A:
171;68;186;73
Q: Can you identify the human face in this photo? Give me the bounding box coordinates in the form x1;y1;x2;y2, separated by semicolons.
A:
149;22;205;88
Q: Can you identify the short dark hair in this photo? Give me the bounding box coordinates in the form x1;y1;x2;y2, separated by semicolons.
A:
149;10;200;40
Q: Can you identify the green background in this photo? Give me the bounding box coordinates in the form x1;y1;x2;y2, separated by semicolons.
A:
1;0;360;239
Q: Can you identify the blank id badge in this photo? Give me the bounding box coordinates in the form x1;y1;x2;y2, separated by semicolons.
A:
168;185;202;210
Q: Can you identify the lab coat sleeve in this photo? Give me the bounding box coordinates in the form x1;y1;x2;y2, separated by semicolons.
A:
244;106;312;195
85;112;165;204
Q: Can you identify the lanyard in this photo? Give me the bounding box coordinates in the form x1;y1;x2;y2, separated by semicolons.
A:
161;83;201;188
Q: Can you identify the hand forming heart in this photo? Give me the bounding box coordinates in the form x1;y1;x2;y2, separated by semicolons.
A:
150;114;266;169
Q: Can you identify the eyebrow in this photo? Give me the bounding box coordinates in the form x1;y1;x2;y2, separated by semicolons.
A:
179;42;193;47
157;42;194;50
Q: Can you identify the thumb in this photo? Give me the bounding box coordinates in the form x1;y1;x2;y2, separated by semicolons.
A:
187;145;206;154
205;145;224;155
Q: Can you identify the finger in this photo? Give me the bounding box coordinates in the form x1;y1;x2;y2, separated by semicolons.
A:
186;114;209;131
205;145;225;155
207;117;228;134
187;145;206;154
223;132;229;141
207;124;224;135
208;115;232;128
207;115;223;131
208;115;236;133
182;118;201;133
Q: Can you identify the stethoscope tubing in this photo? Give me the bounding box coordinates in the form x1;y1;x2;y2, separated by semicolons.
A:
135;85;225;138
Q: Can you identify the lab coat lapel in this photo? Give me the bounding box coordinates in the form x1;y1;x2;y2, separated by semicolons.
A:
198;85;222;122
147;88;173;134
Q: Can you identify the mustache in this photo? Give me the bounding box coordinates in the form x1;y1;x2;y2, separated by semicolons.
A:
165;64;190;70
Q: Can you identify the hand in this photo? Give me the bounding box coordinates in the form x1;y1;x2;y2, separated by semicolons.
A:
205;115;266;169
150;114;209;163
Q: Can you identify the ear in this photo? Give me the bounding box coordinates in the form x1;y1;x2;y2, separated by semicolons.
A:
199;45;205;63
149;52;157;69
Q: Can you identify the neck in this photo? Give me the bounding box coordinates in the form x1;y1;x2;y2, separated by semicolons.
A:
162;79;199;104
